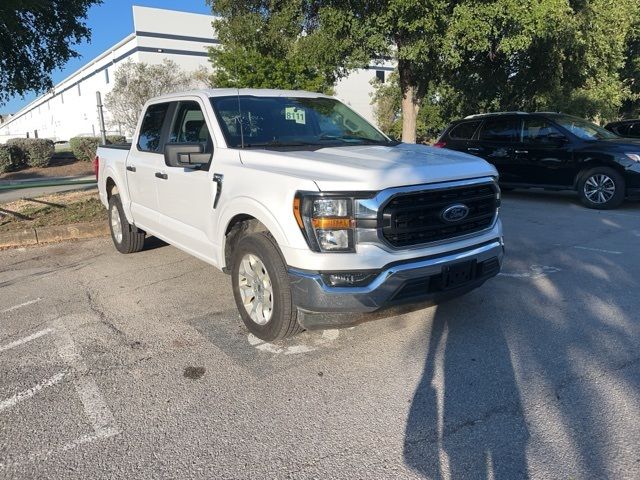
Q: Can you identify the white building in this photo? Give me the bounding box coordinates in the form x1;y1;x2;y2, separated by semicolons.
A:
0;6;393;143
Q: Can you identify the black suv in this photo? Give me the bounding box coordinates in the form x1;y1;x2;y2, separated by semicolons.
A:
435;112;640;209
605;119;640;138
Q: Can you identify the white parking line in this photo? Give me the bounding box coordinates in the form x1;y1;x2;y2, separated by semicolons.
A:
499;265;561;279
1;298;42;314
53;323;120;439
0;372;66;413
0;328;54;354
573;246;622;255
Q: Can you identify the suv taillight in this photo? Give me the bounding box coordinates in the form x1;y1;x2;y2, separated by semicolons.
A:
93;155;99;180
433;141;446;148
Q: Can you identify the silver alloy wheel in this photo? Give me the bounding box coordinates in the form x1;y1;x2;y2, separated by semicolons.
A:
237;253;273;325
110;202;123;244
584;174;616;204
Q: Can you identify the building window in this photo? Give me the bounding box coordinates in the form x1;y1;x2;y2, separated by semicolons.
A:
105;68;109;84
376;70;385;82
78;83;81;96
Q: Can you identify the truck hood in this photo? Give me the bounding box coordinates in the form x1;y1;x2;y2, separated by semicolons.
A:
238;143;497;191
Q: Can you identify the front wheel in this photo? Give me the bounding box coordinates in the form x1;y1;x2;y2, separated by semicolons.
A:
231;232;302;341
577;167;625;210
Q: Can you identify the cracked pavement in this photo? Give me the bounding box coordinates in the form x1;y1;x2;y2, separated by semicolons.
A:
0;190;639;479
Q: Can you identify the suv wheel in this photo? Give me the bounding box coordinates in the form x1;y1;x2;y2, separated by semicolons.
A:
231;232;302;341
578;167;625;210
109;195;146;253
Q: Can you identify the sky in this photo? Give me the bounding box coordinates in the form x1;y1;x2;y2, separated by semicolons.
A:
2;0;212;114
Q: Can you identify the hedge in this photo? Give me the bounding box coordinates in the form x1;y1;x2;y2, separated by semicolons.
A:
69;137;100;162
6;138;54;168
0;145;20;173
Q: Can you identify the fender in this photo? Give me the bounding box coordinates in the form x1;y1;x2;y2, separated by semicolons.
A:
102;166;135;224
216;196;291;270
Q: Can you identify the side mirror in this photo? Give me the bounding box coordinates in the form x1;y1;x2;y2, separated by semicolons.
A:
164;143;212;169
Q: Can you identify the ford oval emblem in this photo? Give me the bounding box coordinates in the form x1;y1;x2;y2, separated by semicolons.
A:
441;204;470;223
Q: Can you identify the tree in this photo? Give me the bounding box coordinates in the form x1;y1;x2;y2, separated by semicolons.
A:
104;60;202;134
207;0;352;94
0;0;100;105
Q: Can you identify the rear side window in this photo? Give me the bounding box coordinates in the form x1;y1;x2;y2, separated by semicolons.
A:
479;118;519;143
610;124;628;136
627;123;640;138
137;103;170;152
448;121;480;140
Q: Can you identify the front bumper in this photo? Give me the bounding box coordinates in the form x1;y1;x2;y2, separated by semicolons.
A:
289;239;504;314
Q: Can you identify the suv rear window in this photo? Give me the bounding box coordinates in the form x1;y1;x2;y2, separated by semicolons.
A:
479;117;519;142
448;121;480;140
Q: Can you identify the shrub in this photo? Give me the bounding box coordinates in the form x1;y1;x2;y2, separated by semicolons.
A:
69;136;100;162
6;138;54;167
106;135;127;145
0;145;19;173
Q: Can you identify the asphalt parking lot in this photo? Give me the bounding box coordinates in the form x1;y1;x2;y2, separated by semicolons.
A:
1;190;639;479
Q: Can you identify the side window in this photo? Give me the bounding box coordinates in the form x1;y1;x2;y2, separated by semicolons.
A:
137;103;170;152
167;101;212;150
628;123;640;138
521;119;565;144
448;121;480;140
479;118;519;143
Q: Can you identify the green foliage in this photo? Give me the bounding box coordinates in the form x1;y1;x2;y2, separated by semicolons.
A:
106;135;127;145
69;137;100;162
207;0;352;93
0;145;20;173
6;138;54;167
0;0;101;105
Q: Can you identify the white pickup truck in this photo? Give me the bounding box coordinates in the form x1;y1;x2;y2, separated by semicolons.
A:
97;89;504;340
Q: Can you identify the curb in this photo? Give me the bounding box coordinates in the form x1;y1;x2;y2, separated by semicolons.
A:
0;175;95;186
0;221;109;249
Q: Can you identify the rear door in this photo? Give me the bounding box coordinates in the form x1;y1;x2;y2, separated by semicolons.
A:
154;98;218;258
516;117;574;186
442;120;481;154
126;102;171;231
475;116;520;182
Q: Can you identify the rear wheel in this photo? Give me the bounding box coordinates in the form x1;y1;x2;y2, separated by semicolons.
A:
108;194;145;253
231;232;302;341
577;167;625;209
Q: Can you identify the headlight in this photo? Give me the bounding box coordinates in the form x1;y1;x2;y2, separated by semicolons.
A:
293;194;357;252
625;153;640;162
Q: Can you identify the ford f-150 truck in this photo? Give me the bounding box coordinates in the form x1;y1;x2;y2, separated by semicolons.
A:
97;89;504;341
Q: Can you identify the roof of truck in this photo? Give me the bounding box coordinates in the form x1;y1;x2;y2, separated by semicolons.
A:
150;88;332;102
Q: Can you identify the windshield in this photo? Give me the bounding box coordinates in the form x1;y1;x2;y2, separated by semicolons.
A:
210;95;394;148
554;115;618;140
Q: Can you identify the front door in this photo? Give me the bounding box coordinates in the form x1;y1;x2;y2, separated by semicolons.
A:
516;118;574;186
155;99;218;260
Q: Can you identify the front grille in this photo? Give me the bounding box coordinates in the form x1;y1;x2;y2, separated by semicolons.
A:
381;182;499;248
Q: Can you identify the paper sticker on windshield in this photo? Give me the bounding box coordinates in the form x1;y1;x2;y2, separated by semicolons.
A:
285;107;306;125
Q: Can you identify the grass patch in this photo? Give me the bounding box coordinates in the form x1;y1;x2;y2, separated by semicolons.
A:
0;190;107;233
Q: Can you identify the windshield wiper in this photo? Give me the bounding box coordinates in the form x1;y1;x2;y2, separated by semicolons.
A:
243;140;314;148
318;134;396;145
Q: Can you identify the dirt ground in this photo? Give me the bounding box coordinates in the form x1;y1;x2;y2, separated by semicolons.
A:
0;156;94;181
0;190;106;233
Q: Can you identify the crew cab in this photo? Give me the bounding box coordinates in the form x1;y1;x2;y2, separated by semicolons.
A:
97;89;504;340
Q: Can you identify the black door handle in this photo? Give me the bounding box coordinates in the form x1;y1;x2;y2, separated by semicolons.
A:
126;165;136;172
155;172;168;180
212;173;224;209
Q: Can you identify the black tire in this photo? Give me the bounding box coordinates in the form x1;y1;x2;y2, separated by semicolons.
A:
577;166;625;210
231;232;302;341
108;194;145;254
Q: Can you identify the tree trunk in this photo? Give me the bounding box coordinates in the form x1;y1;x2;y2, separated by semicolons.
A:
398;60;420;144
